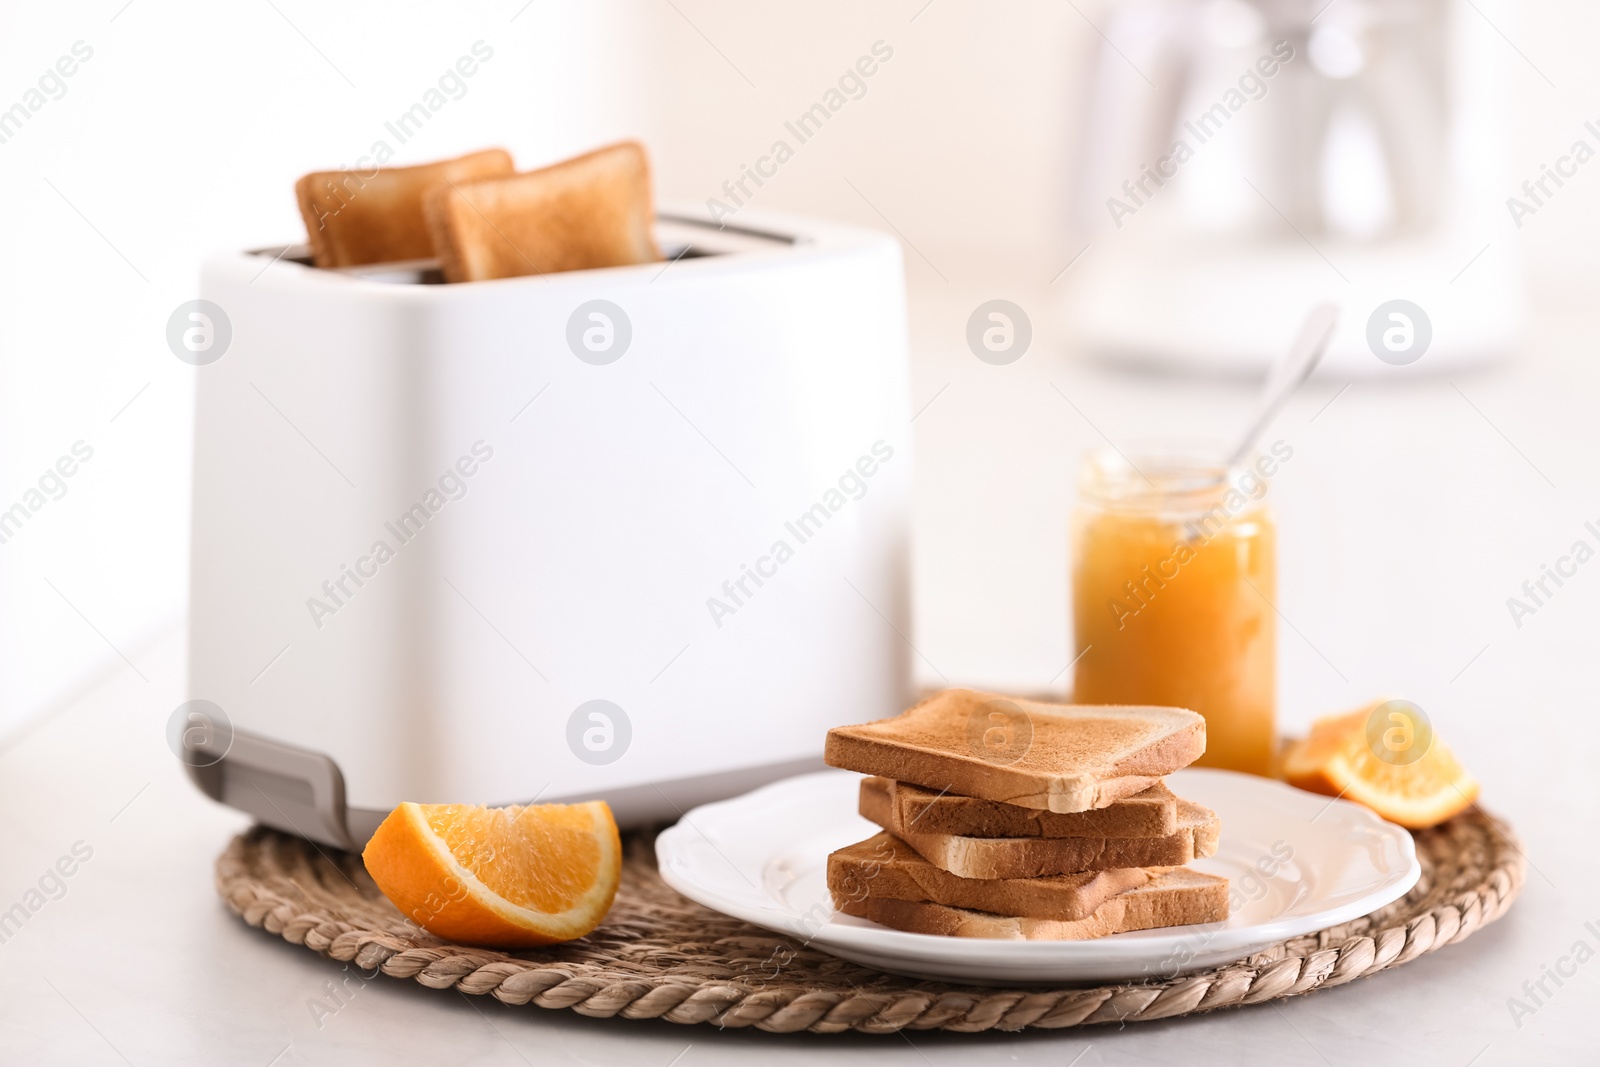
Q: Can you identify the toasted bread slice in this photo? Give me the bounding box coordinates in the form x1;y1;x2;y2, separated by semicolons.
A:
860;776;1178;839
295;148;514;268
423;141;659;282
875;800;1219;879
836;866;1229;941
828;833;1161;921
825;690;1205;813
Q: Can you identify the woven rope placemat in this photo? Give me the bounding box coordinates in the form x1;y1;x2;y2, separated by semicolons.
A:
216;808;1523;1033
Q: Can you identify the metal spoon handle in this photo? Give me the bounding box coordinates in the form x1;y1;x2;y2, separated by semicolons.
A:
1225;303;1340;471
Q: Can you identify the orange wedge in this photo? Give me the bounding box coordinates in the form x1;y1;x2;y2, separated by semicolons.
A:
1282;701;1479;829
362;800;621;947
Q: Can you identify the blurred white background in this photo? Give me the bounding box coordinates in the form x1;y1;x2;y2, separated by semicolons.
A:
1;0;1595;741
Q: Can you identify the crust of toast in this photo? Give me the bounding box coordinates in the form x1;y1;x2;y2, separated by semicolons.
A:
860;777;1178;839
422;140;659;282
875;800;1220;879
834;867;1229;941
295;148;514;268
825;690;1205;813
828;833;1160;921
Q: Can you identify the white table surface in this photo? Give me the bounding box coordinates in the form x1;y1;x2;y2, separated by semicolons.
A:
3;271;1596;1065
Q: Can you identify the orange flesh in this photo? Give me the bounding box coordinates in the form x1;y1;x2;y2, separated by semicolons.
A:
362;799;621;947
422;803;605;914
1282;706;1479;829
1073;506;1276;776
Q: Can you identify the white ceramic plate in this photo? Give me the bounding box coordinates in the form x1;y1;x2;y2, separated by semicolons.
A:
656;767;1420;984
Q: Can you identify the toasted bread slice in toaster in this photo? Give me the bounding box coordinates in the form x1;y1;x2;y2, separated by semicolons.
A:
296;148;514;268
422;140;659;282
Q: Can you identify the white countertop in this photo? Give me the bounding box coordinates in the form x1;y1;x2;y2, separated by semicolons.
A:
2;275;1596;1065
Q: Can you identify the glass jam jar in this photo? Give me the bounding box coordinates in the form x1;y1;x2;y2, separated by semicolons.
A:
1071;443;1283;776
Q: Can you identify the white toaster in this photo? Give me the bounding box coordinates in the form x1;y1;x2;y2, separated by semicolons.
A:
182;208;912;849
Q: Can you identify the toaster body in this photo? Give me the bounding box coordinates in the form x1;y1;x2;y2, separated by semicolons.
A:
185;209;912;847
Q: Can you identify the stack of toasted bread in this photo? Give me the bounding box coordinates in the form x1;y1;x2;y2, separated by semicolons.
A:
824;690;1228;940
